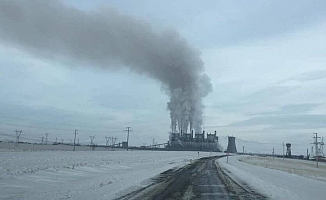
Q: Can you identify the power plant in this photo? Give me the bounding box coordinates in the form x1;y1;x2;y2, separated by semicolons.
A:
167;130;222;152
226;136;237;153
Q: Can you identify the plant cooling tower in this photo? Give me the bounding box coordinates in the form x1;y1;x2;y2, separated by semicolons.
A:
226;136;237;153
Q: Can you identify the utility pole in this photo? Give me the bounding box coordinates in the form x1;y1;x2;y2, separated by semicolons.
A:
243;146;244;154
272;148;275;158
15;130;22;146
73;130;78;151
282;142;284;159
45;133;49;145
124;127;132;151
313;133;321;168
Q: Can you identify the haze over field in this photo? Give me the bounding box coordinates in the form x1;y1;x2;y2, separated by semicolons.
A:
0;0;326;153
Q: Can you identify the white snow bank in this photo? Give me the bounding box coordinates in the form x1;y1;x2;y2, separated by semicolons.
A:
239;156;326;182
0;150;220;200
218;155;326;200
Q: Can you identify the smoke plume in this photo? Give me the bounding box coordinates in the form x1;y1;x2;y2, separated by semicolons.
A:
0;0;212;133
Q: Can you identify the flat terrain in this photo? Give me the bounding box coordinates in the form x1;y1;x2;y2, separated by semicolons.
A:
2;148;326;200
0;150;218;200
239;156;326;182
218;155;326;200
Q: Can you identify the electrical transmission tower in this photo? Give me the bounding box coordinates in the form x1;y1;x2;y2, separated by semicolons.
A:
124;127;132;151
313;133;321;168
111;136;117;150
15;130;22;143
105;136;111;151
45;133;49;145
73;130;78;151
15;130;22;146
105;136;111;147
90;135;96;150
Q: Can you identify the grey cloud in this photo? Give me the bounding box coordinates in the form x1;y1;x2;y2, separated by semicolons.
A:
0;0;212;134
0;104;117;131
243;86;298;103
224;103;324;129
228;114;326;130
181;0;326;47
278;70;326;84
256;103;322;116
207;85;300;116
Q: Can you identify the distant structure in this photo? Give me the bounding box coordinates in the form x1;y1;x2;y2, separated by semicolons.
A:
286;143;291;157
122;142;128;148
311;134;325;160
167;130;222;152
226;136;237;153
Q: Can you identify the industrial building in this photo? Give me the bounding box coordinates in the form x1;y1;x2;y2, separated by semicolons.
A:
167;130;222;152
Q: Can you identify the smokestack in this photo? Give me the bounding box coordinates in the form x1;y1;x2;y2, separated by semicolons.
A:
226;136;237;153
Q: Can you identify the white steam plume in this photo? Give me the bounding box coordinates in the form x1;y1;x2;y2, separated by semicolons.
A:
0;0;212;133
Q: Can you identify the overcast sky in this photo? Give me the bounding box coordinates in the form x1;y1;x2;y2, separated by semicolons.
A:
1;0;326;154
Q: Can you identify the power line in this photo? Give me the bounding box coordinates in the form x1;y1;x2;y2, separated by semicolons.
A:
0;121;74;131
0;121;121;134
0;131;78;144
0;115;123;130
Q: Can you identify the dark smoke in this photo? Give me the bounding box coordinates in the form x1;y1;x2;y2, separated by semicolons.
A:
0;0;212;133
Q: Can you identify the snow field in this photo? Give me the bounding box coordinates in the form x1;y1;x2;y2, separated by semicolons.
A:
218;155;326;200
0;150;220;200
239;156;326;182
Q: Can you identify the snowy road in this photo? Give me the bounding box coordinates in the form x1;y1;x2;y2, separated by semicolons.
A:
117;156;266;200
0;150;219;200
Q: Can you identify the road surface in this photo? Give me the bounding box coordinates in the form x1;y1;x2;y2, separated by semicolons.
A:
116;156;266;200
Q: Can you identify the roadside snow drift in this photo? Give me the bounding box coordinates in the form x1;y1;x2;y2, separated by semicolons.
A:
218;155;326;200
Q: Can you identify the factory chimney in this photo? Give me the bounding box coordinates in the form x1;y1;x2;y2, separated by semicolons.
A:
226;136;237;153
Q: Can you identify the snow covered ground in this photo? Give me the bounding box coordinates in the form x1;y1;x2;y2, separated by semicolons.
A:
218;155;326;200
3;150;325;200
240;156;326;182
0;150;219;200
